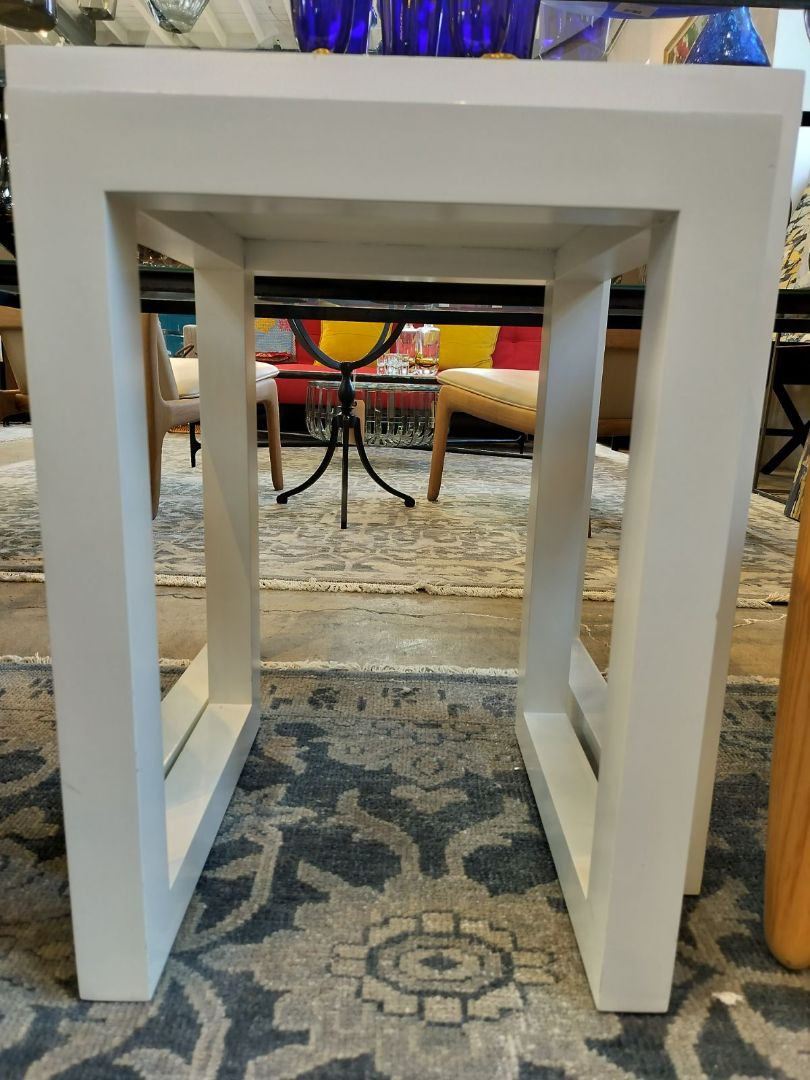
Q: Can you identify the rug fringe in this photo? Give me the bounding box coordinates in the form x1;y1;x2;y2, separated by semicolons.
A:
0;655;779;685
0;569;787;608
727;674;780;686
258;659;520;676
0;654;520;677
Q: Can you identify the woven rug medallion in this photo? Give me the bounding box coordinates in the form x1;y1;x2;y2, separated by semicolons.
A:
0;436;797;606
0;664;808;1078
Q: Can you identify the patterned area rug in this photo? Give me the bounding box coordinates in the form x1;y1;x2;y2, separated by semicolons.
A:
0;436;797;606
1;663;808;1079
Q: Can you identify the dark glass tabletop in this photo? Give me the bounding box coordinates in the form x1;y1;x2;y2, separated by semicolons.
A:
1;262;810;334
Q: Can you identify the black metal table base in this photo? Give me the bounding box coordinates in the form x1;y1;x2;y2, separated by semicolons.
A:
276;360;415;529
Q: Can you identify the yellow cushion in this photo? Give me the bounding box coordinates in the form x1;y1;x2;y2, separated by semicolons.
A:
317;321;387;364
436;325;499;370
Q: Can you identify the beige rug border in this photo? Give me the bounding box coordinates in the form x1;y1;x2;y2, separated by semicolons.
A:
0;570;789;609
0;654;781;686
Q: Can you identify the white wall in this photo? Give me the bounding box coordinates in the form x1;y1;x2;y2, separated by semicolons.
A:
773;11;810;202
607;17;686;65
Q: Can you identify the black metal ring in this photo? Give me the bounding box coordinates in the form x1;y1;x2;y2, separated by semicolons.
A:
289;318;405;371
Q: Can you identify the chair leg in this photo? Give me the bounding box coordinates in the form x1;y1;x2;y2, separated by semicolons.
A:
264;391;284;491
149;427;165;520
428;390;453;502
189;421;201;468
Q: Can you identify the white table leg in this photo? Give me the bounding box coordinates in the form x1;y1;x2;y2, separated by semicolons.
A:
13;185;263;998
161;267;262;921
527;206;781;1015
12;196;169;1000
195;268;260;707
519;277;610;717
519;198;785;1010
584;210;773;1010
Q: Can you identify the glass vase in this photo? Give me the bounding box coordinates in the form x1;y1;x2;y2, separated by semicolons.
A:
538;5;609;62
448;0;510;58
685;7;769;67
380;0;442;56
144;0;209;34
503;0;540;60
347;0;373;53
290;0;355;53
436;0;454;56
540;2;727;19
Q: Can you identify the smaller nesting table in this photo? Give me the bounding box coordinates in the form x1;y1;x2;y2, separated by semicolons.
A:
305;376;439;449
7;48;801;1012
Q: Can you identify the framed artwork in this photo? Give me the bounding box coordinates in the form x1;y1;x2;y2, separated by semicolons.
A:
663;16;709;65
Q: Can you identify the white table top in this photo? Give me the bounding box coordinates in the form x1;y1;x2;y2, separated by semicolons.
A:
6;49;803;285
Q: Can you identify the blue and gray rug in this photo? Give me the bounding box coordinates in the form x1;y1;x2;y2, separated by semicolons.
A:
0;664;808;1079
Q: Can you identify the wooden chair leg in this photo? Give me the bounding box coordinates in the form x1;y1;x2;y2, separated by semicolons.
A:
350;396;366;446
428;389;453;502
264;387;284;491
765;499;810;969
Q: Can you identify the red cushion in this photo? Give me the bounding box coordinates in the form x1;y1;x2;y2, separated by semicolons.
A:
492;325;542;370
293;319;322;364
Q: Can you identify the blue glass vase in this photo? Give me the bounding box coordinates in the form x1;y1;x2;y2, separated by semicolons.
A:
436;0;454;55
380;0;442;56
448;0;511;58
686;7;769;67
503;0;540;59
347;0;373;53
290;0;355;52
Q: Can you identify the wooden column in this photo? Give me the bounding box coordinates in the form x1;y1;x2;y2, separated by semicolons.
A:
765;502;810;969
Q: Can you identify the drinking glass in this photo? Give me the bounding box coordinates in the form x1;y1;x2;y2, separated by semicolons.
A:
448;0;510;58
290;0;355;52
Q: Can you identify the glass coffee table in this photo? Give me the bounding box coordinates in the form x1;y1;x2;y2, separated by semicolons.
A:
305;376;440;449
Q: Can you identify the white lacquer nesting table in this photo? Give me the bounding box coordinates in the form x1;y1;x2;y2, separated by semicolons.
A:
5;48;801;1012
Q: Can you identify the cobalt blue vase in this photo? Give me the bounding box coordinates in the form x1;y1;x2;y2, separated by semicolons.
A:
290;0;355;52
503;0;540;59
436;0;454;55
686;7;769;67
347;0;373;53
448;0;511;58
380;0;442;56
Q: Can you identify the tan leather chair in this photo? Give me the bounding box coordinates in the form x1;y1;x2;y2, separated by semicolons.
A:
599;329;640;438
0;307;283;518
0;305;28;422
427;329;639;501
142;314;283;517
